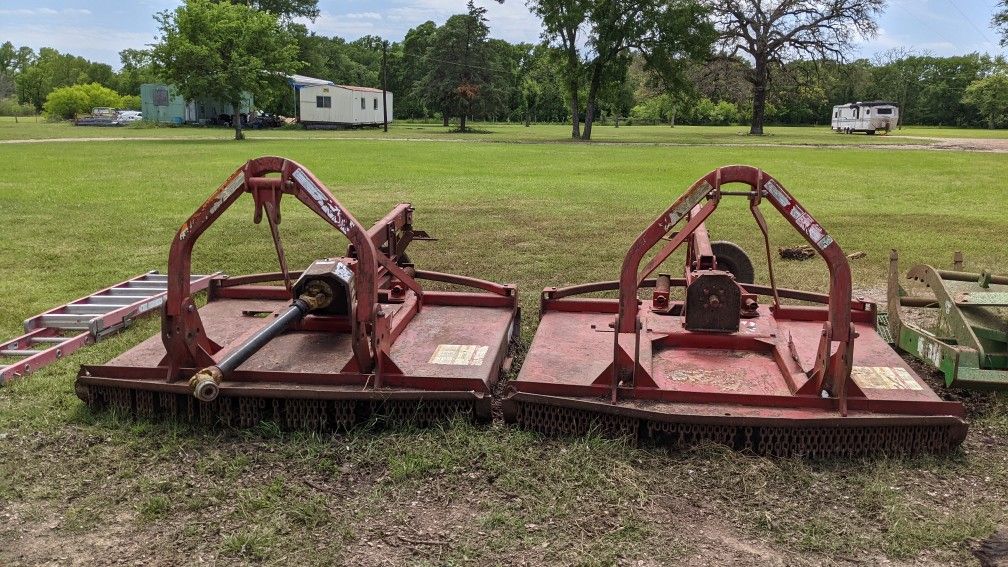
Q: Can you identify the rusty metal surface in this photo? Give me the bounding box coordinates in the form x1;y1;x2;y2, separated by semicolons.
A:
75;157;519;429
97;298;513;385
507;165;966;455
516;302;952;407
507;395;964;457
78;381;486;430
887;250;1008;388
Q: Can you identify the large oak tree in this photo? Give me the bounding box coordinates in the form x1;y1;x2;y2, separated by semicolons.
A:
211;0;319;21
421;1;497;132
529;0;590;138
152;0;301;140
530;0;713;140
996;1;1008;46
709;0;885;135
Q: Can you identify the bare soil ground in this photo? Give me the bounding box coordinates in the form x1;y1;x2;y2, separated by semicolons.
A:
889;136;1008;153
4;419;1003;567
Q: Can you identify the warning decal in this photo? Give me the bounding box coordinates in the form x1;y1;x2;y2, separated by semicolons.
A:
764;179;790;207
429;344;490;366
850;366;923;391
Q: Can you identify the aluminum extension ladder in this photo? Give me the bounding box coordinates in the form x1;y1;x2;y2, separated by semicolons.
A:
0;271;215;384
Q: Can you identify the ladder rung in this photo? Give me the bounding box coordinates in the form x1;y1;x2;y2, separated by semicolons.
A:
123;282;168;289
0;349;41;357
31;337;68;344
136;274;206;282
64;304;120;315
104;288;160;297
86;296;149;305
40;314;94;329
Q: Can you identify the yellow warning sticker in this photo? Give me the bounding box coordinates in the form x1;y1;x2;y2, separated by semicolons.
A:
850;366;923;390
429;344;490;366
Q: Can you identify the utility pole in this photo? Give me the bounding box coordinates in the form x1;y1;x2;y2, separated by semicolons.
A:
382;40;389;133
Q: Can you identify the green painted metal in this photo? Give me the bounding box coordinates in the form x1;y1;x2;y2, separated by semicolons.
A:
140;83;254;124
140;84;186;124
886;250;1008;390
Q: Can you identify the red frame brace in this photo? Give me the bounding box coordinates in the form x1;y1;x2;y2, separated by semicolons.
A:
610;166;855;414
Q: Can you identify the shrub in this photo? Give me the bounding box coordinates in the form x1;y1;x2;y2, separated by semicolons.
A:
0;97;35;116
42;83;132;119
962;73;1008;129
119;94;141;110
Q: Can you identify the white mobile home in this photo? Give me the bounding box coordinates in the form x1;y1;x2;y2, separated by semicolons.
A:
298;84;393;128
831;101;899;134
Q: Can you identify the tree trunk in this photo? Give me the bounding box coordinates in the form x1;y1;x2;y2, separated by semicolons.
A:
569;87;581;139
563;27;581;140
670;107;675;128
749;59;768;136
443;112;449;127
232;105;244;141
582;62;604;141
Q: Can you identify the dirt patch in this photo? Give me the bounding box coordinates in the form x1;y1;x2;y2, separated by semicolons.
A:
975;527;1008;567
890;136;1008;153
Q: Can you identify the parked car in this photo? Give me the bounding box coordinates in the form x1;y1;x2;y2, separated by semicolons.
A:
117;110;142;122
74;107;124;127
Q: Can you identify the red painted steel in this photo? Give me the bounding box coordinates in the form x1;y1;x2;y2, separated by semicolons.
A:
504;165;967;451
1;272;214;384
75;157;519;419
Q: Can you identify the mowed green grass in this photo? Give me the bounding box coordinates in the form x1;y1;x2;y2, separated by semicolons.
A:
1;135;1006;338
4;115;1005;145
1;128;1007;565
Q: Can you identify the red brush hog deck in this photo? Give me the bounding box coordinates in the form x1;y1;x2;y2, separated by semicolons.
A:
503;165;966;456
75;157;520;429
507;300;966;457
79;293;517;423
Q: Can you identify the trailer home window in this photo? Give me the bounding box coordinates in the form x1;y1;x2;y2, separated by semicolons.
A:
373;98;378;110
316;96;331;108
361;97;365;110
154;87;169;106
877;108;893;115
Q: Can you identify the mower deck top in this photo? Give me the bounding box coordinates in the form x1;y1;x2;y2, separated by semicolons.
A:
503;165;966;456
97;296;515;389
515;301;956;420
76;157;520;429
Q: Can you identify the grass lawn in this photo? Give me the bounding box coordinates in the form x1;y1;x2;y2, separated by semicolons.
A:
1;126;1006;565
4;115;1007;145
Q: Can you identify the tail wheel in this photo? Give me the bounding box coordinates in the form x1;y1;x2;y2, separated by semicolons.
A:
711;241;755;284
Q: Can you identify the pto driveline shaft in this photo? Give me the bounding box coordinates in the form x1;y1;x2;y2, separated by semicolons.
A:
189;285;332;401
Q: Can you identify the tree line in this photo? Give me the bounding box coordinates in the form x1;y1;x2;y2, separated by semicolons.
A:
2;0;1007;138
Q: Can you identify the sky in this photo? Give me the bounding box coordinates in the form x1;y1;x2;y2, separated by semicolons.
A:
0;0;1004;69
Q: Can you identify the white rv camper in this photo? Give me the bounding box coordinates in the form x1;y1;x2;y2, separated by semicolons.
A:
831;101;899;134
298;84;393;128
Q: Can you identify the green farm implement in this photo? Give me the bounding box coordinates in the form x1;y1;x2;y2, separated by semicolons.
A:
886;250;1008;389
